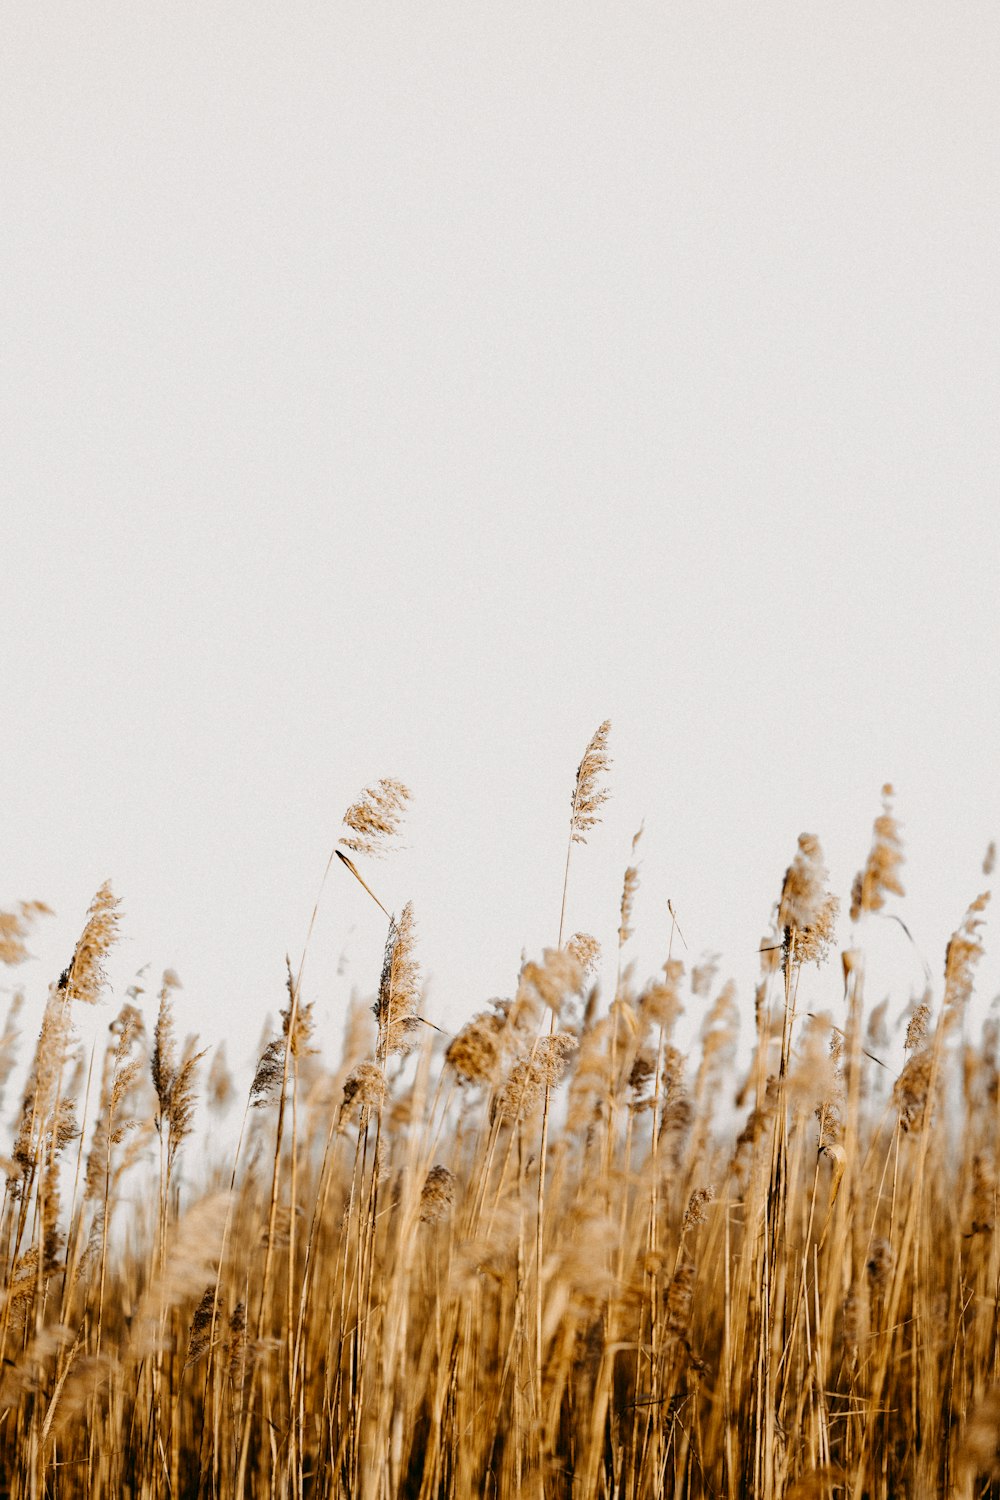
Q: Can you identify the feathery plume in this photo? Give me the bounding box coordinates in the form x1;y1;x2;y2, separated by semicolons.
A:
446;1004;509;1087
85;1003;147;1203
419;1165;456;1224
894;1048;935;1133
9;989;74;1190
250;1038;285;1109
682;1186;715;1233
666;1261;695;1337
281;957;317;1061
850;784;905;922
374;902;421;1058
207;1042;234;1114
184;1287;218;1370
691;954;720;999
151;972;179;1125
248;966;312;1112
41;1134;68;1269
628;1049;656;1098
558;720;612;948
944;892;990;1019
778;835;839;967
566;932;600;975
60;882;121;1005
165;1037;208;1163
0;901;52;967
788;1011;842;1121
338;1061;386;1127
151;972;205;1165
569;721;612;845
494;1034;577;1124
516;948;585;1021
339;778;411;859
1;1250;44;1335
638;959;685;1035
0;991;25;1112
904;996;931;1053
617;826;643;948
227;1300;248;1392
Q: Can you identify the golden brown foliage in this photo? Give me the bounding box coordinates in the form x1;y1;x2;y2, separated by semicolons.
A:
0;776;994;1500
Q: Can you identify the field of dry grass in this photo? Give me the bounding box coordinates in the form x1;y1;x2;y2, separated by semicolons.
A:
2;728;1000;1498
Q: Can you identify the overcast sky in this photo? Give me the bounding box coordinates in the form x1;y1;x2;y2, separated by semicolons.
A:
3;5;999;1077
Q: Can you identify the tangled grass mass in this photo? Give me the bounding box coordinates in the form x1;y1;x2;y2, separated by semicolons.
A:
3;733;1000;1498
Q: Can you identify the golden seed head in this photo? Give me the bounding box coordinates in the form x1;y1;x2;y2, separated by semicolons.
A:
851;784;905;923
339;778;411;859
419;1165;456;1224
569;721;612;845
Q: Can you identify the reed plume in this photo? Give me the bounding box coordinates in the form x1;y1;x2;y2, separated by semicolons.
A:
374;901;421;1060
850;783;905;921
0;901;52;968
558;719;612;946
59;882;121;1006
339;777;411;859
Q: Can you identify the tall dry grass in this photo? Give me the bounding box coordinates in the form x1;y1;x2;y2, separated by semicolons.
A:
1;746;1000;1497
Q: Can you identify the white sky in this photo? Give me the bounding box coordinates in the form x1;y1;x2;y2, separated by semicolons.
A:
3;5;999;1078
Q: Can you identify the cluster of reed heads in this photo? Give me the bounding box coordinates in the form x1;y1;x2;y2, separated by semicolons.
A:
2;726;1000;1498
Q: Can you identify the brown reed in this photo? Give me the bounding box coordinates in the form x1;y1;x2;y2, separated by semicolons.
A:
0;767;995;1499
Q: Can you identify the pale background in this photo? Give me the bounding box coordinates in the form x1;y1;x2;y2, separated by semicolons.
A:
3;5;999;1082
